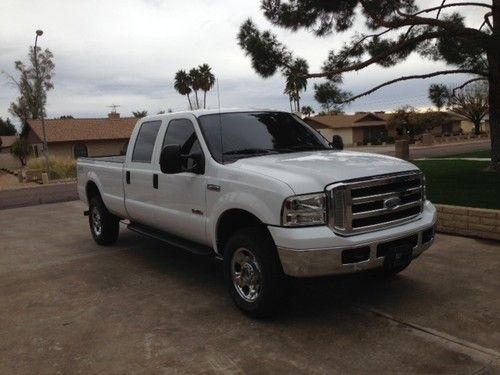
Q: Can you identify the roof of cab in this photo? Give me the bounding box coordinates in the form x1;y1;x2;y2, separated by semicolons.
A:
140;108;287;122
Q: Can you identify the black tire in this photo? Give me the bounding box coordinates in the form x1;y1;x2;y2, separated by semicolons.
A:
223;227;289;318
89;196;119;246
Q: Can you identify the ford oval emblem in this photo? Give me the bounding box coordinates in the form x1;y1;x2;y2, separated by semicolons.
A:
384;196;401;210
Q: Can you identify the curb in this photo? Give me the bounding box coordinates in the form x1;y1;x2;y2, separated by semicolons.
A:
0;182;78;210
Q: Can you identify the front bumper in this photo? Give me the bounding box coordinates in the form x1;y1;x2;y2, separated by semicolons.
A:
269;201;437;277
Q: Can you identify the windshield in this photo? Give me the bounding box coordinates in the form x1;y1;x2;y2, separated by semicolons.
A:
197;112;330;162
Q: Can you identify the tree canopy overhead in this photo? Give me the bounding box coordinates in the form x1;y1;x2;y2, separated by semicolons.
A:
238;0;499;169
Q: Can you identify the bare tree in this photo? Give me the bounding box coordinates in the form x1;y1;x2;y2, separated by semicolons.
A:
449;82;489;135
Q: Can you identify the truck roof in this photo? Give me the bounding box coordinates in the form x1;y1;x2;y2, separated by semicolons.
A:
140;108;288;121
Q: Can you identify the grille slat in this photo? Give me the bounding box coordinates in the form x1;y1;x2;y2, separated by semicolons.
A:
352;201;421;219
328;172;424;235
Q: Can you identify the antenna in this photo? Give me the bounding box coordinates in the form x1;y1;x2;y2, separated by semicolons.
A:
217;79;224;163
107;104;120;113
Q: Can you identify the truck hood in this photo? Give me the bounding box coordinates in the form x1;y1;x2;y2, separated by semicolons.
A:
231;150;419;194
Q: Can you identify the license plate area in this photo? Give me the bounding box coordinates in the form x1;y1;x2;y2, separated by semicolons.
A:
383;244;412;269
377;234;418;269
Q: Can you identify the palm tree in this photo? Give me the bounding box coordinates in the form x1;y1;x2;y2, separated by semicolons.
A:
283;58;309;112
198;64;216;109
132;110;148;118
174;70;193;110
301;106;314;117
189;68;203;109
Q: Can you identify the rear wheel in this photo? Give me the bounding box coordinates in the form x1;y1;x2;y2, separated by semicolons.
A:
89;196;119;245
223;227;289;318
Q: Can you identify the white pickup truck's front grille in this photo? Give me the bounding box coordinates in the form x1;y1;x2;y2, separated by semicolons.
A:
327;171;424;235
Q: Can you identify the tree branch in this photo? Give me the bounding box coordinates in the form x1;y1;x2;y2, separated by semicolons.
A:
452;77;488;93
436;0;447;20
307;30;449;78
337;69;482;104
412;2;492;17
361;1;488;41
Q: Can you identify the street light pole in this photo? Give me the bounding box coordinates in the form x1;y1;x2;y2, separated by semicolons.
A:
34;29;51;180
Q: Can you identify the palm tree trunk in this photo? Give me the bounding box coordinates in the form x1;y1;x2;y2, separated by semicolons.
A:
289;97;293;112
296;90;300;112
194;91;200;109
203;90;207;109
187;94;193;110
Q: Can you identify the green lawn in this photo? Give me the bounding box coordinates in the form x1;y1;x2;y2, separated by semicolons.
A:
413;159;500;209
435;149;491;159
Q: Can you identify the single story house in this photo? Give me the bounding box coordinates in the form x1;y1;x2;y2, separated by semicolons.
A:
305;111;472;146
0;136;21;169
0;135;17;153
26;113;137;159
305;112;394;146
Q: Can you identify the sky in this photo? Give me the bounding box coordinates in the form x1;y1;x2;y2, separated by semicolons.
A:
0;0;488;124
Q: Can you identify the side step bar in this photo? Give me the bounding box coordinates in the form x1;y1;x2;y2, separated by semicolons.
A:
127;223;214;256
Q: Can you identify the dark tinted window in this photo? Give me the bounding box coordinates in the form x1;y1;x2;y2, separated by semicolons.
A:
163;119;201;169
132;120;162;162
198;112;329;162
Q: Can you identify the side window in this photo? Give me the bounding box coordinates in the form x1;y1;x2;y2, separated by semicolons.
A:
163;119;201;169
132;120;162;163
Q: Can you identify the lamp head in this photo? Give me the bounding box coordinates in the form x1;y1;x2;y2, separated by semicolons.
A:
36;30;44;36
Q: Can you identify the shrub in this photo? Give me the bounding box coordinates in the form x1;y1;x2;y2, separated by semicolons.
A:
27;156;76;179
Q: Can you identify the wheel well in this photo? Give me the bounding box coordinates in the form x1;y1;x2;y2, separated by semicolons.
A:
216;209;270;254
86;181;101;202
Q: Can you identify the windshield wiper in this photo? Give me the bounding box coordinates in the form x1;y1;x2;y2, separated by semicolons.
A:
223;148;278;156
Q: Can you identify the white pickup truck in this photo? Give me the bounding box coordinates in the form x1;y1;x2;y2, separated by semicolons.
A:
77;109;436;317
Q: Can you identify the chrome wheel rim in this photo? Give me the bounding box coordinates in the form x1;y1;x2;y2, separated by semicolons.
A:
91;207;103;237
231;247;262;303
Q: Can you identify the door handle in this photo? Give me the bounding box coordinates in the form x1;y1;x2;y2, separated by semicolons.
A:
126;171;130;184
153;174;158;189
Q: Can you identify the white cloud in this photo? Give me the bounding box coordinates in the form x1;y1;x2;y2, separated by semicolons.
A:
0;0;488;122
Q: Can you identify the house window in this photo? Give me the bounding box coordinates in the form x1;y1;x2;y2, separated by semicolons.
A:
74;143;88;158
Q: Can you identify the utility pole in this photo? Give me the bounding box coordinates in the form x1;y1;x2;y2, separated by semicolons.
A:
34;29;51;180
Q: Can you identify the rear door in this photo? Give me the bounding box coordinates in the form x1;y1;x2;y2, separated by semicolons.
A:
150;116;208;245
123;119;163;226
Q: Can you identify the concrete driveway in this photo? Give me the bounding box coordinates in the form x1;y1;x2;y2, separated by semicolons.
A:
1;201;499;374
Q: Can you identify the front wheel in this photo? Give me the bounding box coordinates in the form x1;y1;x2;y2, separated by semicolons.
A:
89;196;119;246
223;227;289;318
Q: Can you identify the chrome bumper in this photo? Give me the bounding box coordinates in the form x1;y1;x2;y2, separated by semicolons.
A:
277;226;435;277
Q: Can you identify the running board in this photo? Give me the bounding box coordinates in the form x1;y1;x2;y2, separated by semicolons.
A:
127;223;213;256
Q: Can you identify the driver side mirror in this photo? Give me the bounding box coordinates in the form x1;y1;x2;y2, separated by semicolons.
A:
160;144;182;174
159;144;205;174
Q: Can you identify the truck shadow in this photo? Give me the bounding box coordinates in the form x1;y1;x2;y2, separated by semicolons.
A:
116;228;437;321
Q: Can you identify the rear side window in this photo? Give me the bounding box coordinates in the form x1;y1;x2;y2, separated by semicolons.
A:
132;120;162;163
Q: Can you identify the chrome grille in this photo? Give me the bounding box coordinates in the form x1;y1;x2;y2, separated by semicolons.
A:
327;171;424;235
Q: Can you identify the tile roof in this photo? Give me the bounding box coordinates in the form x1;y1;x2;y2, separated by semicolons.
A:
307;113;388;129
307;111;466;130
27;117;138;143
0;135;17;148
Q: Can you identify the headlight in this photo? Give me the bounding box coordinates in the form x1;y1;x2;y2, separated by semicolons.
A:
282;193;327;227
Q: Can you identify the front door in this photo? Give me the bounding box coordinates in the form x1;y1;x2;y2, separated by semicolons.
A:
151;117;208;245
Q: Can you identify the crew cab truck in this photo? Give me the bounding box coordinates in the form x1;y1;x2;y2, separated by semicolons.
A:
77;109;437;317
